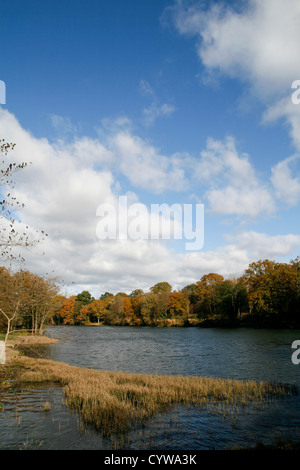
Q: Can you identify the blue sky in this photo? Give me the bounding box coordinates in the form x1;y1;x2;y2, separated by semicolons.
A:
1;0;300;296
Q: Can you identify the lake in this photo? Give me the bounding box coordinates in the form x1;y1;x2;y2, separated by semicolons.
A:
1;325;300;450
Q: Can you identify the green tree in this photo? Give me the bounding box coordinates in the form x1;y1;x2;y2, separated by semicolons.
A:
76;290;95;305
129;289;144;298
150;282;172;294
195;273;224;319
100;292;114;300
214;278;248;323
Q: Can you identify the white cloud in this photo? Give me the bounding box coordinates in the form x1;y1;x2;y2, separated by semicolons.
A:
195;136;275;217
143;102;176;127
271;155;300;206
231;231;300;260
139;80;155;97
50;114;79;136
139;79;176;126
263;98;300;206
206;186;274;218
109;131;188;193
171;0;300;101
263;96;300;151
196;136;256;185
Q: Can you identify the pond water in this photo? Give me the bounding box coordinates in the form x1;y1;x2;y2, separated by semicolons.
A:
1;325;300;450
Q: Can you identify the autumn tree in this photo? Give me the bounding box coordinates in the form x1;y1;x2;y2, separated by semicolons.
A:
290;257;300;316
195;273;224;319
139;293;157;325
130;293;145;325
181;283;199;317
108;293;130;325
60;296;76;325
129;289;144;299
139;291;170;326
72;290;95;324
167;292;188;319
100;292;114;300
150;282;172;294
50;295;67;324
14;270;58;334
123;296;134;325
79;298;112;324
242;259;300;325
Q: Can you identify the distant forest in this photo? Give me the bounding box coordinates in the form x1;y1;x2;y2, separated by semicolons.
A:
2;257;299;334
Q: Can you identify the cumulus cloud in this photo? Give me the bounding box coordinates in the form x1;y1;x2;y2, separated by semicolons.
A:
195;136;275;217
229;231;300;261
271;155;300;206
263;94;300;155
170;0;300;100
108;131;188;193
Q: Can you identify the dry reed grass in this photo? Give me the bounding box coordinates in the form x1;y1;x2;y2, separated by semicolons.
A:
9;354;289;437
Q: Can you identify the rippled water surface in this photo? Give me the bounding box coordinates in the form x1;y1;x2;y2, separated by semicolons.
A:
1;326;300;450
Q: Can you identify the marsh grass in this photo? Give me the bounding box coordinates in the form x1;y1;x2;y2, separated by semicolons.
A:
9;354;292;437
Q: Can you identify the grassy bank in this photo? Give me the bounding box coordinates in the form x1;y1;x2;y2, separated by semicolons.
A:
0;334;293;438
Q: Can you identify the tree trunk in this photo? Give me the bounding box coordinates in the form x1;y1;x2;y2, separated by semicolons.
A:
0;340;5;364
0;302;19;364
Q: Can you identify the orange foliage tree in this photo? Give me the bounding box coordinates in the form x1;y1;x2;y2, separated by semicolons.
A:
167;292;187;318
60;296;76;325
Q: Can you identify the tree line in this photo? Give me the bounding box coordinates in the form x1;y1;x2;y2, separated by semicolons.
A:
1;258;300;336
51;257;300;329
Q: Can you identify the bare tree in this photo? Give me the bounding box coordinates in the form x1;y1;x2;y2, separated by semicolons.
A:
0;138;47;260
0;139;47;363
0;267;21;363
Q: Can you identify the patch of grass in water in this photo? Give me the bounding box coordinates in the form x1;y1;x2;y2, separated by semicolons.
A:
8;354;292;438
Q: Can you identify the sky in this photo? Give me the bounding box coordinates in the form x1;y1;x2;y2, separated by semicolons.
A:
0;0;300;297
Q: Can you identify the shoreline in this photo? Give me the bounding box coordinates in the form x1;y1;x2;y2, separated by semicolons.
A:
5;334;58;362
51;320;300;330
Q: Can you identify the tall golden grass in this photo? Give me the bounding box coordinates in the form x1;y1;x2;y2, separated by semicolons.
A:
10;354;289;436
